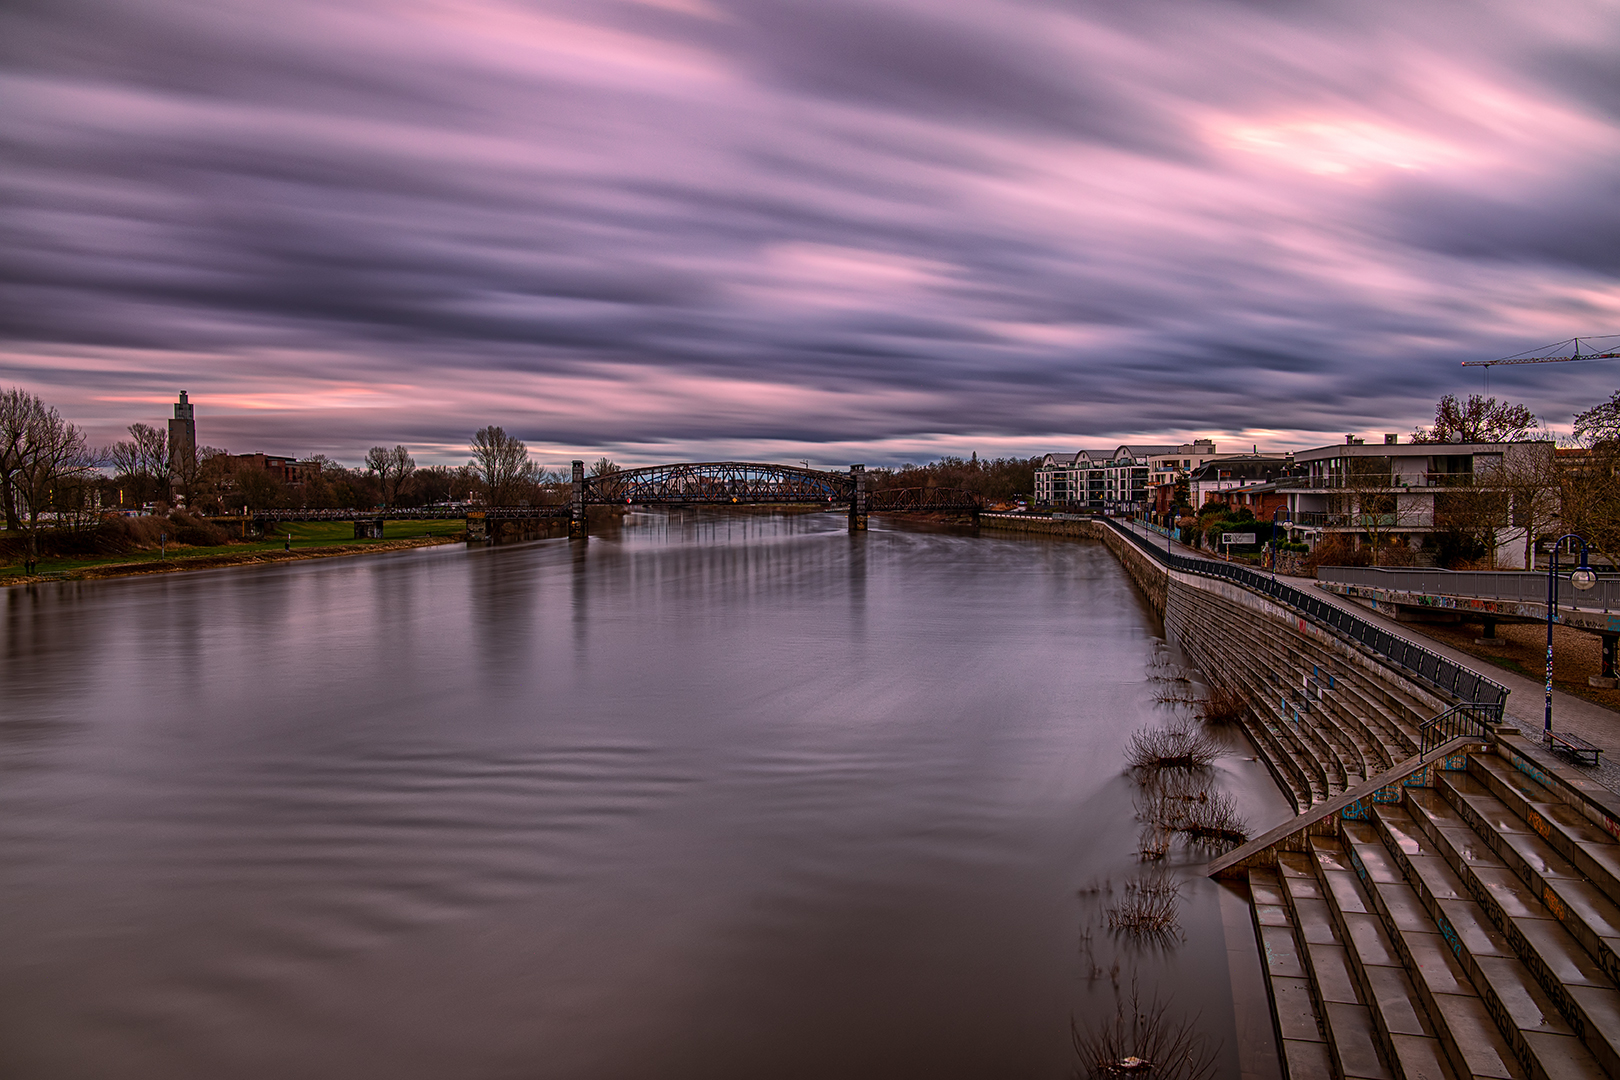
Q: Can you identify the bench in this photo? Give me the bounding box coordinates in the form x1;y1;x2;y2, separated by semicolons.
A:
1548;731;1604;767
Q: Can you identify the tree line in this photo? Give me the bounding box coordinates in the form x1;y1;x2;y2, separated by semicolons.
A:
0;390;589;569
868;453;1038;503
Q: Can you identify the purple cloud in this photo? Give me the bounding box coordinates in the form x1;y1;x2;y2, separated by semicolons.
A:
2;0;1618;465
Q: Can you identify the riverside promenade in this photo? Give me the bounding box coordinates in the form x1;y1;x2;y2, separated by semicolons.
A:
1102;517;1620;1080
1111;517;1619;793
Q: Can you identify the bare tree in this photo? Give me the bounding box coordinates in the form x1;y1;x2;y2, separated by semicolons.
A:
588;457;620;477
1489;443;1561;569
469;426;536;507
108;422;169;508
1331;456;1420;564
12;403;101;572
1574;390;1620;445
1412;394;1537;444
1562;441;1620;569
0;388;46;531
365;445;416;509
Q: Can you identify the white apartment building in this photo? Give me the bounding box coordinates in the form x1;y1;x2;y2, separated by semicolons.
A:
1035;440;1221;512
1277;435;1556;568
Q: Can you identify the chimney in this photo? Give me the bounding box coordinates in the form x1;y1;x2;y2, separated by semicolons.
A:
1346;434;1354;445
1384;433;1398;444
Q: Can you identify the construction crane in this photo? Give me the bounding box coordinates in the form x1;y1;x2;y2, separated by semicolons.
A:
1463;335;1620;368
1461;335;1620;391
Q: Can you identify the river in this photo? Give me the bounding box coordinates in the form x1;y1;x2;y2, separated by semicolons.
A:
0;511;1291;1079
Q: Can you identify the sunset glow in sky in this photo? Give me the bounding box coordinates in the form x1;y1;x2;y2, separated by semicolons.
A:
3;0;1618;466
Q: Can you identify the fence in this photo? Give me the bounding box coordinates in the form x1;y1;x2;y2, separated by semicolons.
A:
1318;565;1620;610
1101;518;1509;714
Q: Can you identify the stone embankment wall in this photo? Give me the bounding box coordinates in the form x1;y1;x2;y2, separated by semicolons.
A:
982;515;1458;813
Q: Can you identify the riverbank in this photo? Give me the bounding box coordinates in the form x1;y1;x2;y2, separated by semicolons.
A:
2;520;464;586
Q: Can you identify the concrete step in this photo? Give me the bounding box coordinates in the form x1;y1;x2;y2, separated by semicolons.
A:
1251;867;1335;1079
1466;754;1620;905
1437;769;1620;988
1307;836;1466;1080
1275;854;1397;1079
1323;824;1527;1080
1406;780;1620;1076
1351;814;1607;1080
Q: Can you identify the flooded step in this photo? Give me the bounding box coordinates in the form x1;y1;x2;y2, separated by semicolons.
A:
1250;867;1334;1080
1276;855;1396;1080
1351;814;1606;1080
1306;836;1463;1080
1466;754;1620;904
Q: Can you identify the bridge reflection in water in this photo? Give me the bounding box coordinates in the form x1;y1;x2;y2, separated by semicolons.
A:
248;461;982;541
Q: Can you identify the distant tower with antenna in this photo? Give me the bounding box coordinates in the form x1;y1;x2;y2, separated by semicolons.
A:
169;390;196;472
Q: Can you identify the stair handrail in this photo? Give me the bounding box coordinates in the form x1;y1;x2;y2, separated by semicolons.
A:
1419;702;1500;755
1206;730;1491;878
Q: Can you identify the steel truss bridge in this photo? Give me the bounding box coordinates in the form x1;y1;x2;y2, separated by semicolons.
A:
241;461;980;540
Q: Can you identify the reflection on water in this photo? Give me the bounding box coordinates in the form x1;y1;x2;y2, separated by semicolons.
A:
0;511;1290;1079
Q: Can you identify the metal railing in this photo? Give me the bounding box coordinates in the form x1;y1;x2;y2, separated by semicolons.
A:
1102;518;1510;714
1419;702;1500;755
1318;566;1620;610
1284;510;1434;529
1295;472;1499;490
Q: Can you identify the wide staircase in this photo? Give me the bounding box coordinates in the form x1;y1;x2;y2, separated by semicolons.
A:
1167;580;1446;812
1224;734;1620;1080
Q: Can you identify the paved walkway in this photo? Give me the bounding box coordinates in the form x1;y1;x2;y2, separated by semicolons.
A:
1111;518;1620;792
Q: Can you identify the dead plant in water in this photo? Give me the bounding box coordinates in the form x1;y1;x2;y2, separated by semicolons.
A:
1125;717;1222;773
1106;870;1183;940
1073;980;1219;1080
1134;769;1210;832
1196;687;1246;726
1136;824;1170;861
1177;789;1249;849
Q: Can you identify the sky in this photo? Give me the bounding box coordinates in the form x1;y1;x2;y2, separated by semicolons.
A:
3;0;1619;469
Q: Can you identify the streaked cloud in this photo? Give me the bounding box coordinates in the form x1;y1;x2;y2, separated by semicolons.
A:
2;0;1618;465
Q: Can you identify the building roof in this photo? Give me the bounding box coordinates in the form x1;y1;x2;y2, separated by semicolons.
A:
1189;455;1292;482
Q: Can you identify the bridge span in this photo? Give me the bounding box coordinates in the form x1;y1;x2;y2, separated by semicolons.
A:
244;460;981;540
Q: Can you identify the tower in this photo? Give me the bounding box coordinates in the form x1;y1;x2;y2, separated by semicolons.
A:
169;391;196;474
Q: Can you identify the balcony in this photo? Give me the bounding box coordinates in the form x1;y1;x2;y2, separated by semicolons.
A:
1282;510;1435;529
1294;472;1492;490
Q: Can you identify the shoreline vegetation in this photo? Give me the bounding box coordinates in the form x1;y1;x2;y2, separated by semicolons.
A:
2;505;962;587
2;519;464;586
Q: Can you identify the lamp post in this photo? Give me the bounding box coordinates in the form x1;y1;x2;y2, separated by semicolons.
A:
1544;533;1598;740
1269;505;1288;575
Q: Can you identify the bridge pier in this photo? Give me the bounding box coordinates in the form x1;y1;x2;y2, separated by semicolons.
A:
848;464;867;532
570;460;588;540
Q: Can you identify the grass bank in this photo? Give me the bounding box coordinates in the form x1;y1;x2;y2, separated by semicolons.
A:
2;520;465;585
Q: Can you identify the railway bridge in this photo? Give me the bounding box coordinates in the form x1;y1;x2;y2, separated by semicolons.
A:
245;461;981;540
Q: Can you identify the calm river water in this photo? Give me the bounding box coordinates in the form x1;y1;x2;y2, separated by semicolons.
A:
0;512;1290;1079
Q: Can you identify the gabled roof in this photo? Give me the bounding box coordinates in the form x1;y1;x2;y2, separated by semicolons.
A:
1114;444;1180;460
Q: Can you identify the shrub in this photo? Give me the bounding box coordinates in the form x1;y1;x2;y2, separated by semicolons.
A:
1177;790;1249;849
1197;687;1245;726
1125;717;1222;772
1106;870;1182;938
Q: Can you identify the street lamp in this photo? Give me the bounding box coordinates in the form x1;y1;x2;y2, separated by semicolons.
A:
1544;533;1597;740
